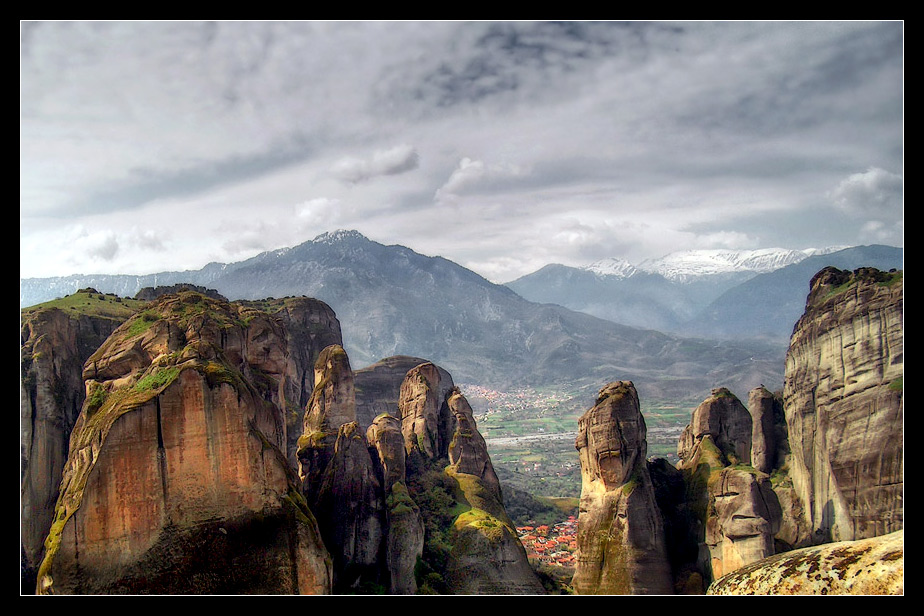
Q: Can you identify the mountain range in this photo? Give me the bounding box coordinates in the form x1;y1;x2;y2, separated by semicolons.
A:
507;245;903;339
21;230;792;403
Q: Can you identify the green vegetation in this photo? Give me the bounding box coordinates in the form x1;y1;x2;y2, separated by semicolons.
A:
888;377;903;392
386;481;418;516
85;382;108;415
134;366;181;392
126;310;160;338
823;268;903;303
21;288;145;321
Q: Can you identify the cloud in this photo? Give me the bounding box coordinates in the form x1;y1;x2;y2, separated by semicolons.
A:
828;167;903;216
65;227;120;262
435;157;529;201
330;144;419;183
695;231;759;250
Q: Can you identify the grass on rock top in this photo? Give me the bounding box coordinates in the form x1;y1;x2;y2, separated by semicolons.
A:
21;288;146;321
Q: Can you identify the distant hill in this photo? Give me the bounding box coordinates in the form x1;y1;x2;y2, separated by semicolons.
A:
21;230;786;402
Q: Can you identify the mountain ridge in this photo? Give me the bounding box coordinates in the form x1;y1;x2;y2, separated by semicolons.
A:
21;230;785;403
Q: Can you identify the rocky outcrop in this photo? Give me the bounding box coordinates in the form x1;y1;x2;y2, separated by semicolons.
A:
708;530;903;595
671;387;783;589
298;344;356;497
312;422;386;593
20;293;130;591
270;298;343;467
677;387;752;470
296;345;386;592
705;467;782;581
134;284;227;302
748;386;785;475
572;381;673;595
36;292;332;594
354;355;454;430
446;389;502;498
441;389;545;595
783;267;903;544
399;362;453;468
367;414;423;595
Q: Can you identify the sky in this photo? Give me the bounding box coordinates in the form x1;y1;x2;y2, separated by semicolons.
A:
20;21;904;283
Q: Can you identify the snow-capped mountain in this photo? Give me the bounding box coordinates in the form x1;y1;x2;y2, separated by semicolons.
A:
637;247;848;282
581;257;639;278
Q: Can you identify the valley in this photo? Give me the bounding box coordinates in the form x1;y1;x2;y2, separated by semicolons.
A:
464;382;695;499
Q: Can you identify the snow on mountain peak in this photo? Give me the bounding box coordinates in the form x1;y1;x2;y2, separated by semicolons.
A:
312;229;368;244
632;246;849;282
582;258;639;278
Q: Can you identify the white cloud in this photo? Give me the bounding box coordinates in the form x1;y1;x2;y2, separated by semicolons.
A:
695;231;759;250
828;167;903;216
435;157;529;202
330;144;419;183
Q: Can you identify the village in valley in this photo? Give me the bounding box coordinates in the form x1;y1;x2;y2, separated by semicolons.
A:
517;516;578;568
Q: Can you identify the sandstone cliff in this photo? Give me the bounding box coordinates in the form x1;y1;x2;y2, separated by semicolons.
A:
36;292;332;594
440;388;545;595
354;355;454;430
267;299;343;467
708;529;903;595
367;413;424;594
296;344;386;593
783;267;903;544
20;290;137;591
668;387;783;590
572;381;673;595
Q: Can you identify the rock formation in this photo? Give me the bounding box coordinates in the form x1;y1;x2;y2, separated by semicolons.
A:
296;344;386;593
354;355;454;430
36;291;332;594
133;284;227;302
399;362;453;468
20;290;132;591
670;387;782;589
441;388;545;595
705;467;782;581
269;298;343;467
748;386;785;475
367;414;424;594
783;267;903;543
298;344;357;497
677;387;752;469
312;421;386;593
571;381;673;595
708;529;903;595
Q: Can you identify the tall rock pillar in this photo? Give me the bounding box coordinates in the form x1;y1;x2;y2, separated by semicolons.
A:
572;381;673;595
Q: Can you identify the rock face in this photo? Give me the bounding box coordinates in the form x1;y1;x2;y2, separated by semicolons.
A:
748;386;785;475
671;387;782;589
296;345;385;593
36;292;332;594
677;387;752;469
354;355;454;431
271;298;343;467
783;267;903;544
312;422;386;593
708;530;903;595
400;362;450;465
441;388;545;595
20;300;126;590
705;468;782;581
572;381;673;595
367;414;423;595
